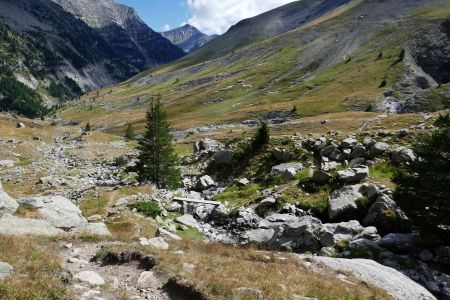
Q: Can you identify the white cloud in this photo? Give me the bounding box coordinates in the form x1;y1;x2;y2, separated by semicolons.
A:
162;24;171;31
186;0;295;35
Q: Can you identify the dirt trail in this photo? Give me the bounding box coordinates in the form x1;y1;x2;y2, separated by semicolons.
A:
60;241;170;300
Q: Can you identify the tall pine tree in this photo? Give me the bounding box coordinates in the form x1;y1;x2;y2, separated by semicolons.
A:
137;96;181;189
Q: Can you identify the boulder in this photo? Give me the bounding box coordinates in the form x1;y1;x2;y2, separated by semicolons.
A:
16;122;25;129
320;144;338;157
391;147;416;164
350;145;366;159
72;223;111;236
328;185;368;221
74;271;105;286
0;214;63;236
194;139;224;154
271;163;303;176
340;138;358;149
273;147;291;162
140;237;169;250
379;233;417;253
175;214;199;228
370;142;389;155
363;195;410;235
245;228;276;244
156;228;182;241
309;257;436;300
214;150;234;165
0;182;18;216
196;175;215;191
257;197;277;210
268;215;329;252
282;168;297;181
21;196;87;230
235;207;261;229
325;220;365;242
337;166;369;183
313;170;332;184
0;262;13;280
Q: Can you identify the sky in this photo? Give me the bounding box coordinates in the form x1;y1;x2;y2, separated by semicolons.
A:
115;0;295;35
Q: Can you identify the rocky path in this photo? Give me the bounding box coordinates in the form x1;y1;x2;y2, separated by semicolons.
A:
60;241;170;300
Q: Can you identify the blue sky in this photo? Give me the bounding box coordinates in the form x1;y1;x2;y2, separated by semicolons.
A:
115;0;188;32
115;0;295;35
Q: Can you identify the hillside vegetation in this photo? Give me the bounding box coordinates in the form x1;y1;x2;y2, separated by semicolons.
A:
60;0;450;134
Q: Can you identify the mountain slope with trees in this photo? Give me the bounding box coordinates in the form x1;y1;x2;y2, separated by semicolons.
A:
0;0;184;116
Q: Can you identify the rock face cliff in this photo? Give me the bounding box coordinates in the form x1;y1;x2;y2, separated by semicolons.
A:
51;0;185;68
161;24;218;53
0;0;184;112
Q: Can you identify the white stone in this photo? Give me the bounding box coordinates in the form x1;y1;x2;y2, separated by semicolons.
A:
74;271;105;286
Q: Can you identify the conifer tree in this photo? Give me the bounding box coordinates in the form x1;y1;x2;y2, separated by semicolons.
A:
393;114;450;238
125;123;135;140
251;120;270;150
84;122;92;132
136;96;181;189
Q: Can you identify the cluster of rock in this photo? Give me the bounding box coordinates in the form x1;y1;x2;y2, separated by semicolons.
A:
0;182;110;237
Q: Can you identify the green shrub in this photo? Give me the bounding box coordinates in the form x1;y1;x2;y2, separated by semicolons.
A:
129;201;161;218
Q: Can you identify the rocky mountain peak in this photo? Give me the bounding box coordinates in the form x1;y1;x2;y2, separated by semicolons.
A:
50;0;138;29
161;24;217;53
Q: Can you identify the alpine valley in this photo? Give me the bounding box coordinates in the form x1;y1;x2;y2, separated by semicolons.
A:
0;0;449;300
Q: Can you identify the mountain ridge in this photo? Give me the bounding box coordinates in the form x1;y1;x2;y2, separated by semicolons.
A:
161;24;218;53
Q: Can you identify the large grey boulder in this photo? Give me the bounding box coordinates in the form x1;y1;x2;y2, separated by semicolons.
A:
176;214;199;228
271;163;303;176
194;139;224;154
337;166;369;183
379;233;417;253
391;147;416;164
340;138;358;149
363;195;410;235
0;214;63;236
308;256;436;300
370;142;389;155
267;215;329;252
196;175;215;191
72;223;111;236
140;237;169;250
0;262;13;280
0;182;18;216
20;196;87;230
328;185;369;221
245;228;275;244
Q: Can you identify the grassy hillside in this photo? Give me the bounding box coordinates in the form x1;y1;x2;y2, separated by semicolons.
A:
60;0;450;134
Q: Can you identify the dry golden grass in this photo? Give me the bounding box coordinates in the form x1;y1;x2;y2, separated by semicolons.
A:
0;236;71;300
106;211;158;242
135;240;391;300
